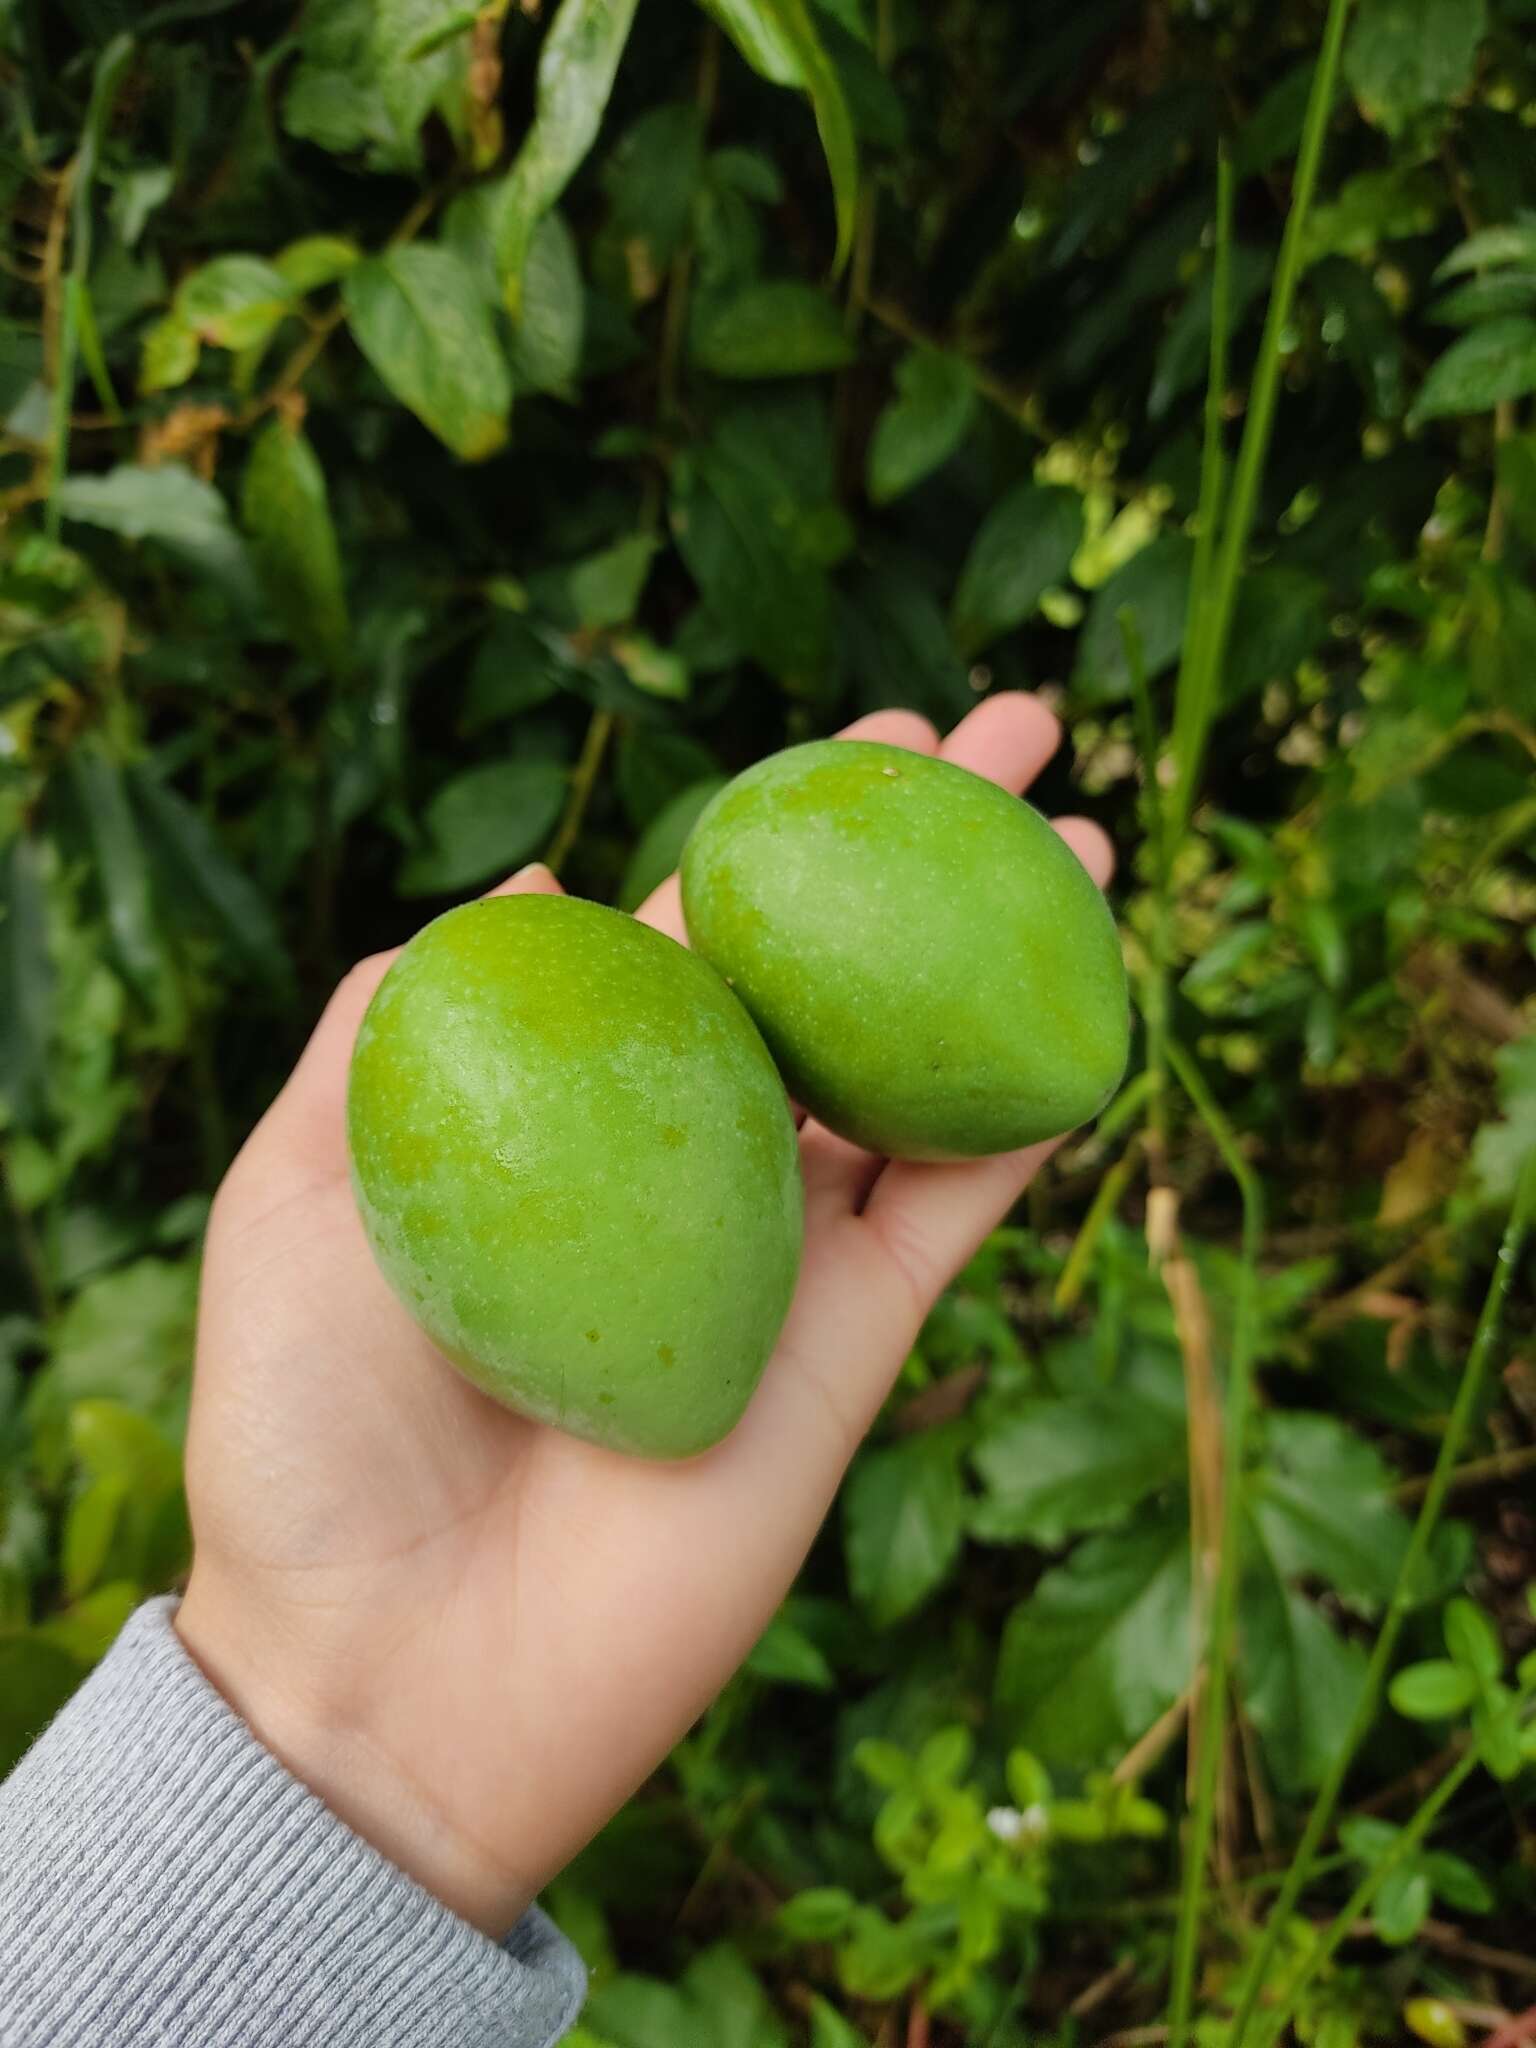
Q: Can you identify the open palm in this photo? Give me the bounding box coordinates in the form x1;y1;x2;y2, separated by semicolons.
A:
175;696;1114;1936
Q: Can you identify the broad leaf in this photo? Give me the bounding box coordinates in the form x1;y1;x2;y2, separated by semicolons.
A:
241;418;351;678
496;0;642;314
0;1637;81;1776
1408;316;1536;427
1389;1659;1477;1720
970;1344;1186;1548
700;0;858;269
0;836;54;1130
398;760;567;895
127;765;293;989
840;563;974;725
951;483;1084;657
1346;0;1487;137
866;348;976;503
692;281;854;378
619;777;727;911
1240;1535;1368;1795
173;254;292;350
843;1425;968;1629
1072;533;1195;702
344;245;511;459
745;1607;835;1690
994;1507;1191;1768
1251;1410;1419;1612
54;465;259;607
68;741;164;1004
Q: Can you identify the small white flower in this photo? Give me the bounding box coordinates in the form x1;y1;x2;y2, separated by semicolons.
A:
985;1806;1023;1842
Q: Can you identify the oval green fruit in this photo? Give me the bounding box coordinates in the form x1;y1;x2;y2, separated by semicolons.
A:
347;894;803;1458
680;740;1128;1160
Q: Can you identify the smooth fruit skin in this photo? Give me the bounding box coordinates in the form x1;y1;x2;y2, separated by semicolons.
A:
347;895;803;1459
680;740;1129;1161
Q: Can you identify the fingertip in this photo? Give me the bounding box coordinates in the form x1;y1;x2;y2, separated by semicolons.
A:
837;708;942;755
1051;815;1115;889
939;691;1062;792
485;861;566;899
633;871;689;946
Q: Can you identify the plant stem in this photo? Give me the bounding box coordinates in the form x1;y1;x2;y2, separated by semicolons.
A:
1055;1132;1144;1312
44;33;133;535
1165;1038;1264;2048
544;708;614;875
1166;0;1354;845
1228;1148;1536;2048
1260;1747;1482;2041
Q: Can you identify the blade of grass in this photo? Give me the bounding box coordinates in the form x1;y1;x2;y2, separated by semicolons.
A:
1165;1037;1264;2048
1171;145;1235;803
1166;1;1353;846
1228;1144;1536;2047
44;32;133;536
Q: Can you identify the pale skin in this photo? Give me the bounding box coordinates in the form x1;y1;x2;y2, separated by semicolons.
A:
175;694;1115;1939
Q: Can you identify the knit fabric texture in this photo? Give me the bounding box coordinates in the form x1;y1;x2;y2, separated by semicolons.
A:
0;1598;586;2047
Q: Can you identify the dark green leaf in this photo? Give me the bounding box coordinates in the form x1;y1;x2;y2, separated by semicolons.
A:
1312;256;1406;417
1421;1850;1496;1913
398;760;567;895
1251;1411;1416;1611
866;349;976;503
1241;1539;1369;1795
173;254;292;350
745;1608;836;1690
615;728;719;828
1408;316;1536;426
843;1425;968;1629
510;214;585;395
1149;247;1271;422
1444;1595;1502;1679
971;1349;1185;1548
1226;567;1332;703
461;617;565;732
951;483;1083;657
69;741;165;1003
127;765;293;990
841;563;974;725
0;835;54;1130
700;0;858;270
995;1508;1191;1769
1372;1865;1432;1945
0;1637;81;1776
496;0;642;314
1430;272;1536;327
54;465;260;606
618;777;727;911
344;246;511;459
1072;534;1195;703
1346;0;1487;135
693;281;855;378
241;418;351;678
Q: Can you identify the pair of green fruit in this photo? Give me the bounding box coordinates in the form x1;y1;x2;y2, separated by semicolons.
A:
347;740;1129;1458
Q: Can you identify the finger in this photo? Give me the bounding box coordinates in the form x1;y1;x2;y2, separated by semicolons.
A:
797;1120;881;1222
936;689;1062;793
857;1137;1061;1325
632;711;942;939
1052;815;1115;890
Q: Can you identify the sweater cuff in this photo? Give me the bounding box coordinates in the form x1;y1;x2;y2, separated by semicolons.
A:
0;1597;585;2047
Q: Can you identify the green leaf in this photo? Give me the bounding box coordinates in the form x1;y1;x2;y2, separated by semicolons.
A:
1345;0;1488;137
1311;255;1406;417
807;1994;870;2047
745;1607;836;1690
54;465;260;607
283;0;468;170
68;740;164;1004
866;348;976;503
681;1945;790;2048
241;418;351;678
843;1425;968;1629
1430;272;1536;328
461;616;565;732
1373;1864;1432;1945
1240;1542;1369;1795
139;315;200;394
564;533;658;630
508;213;585;396
62;1475;129;1598
1421;1849;1496;1913
1470;1037;1536;1204
496;0;642;315
173;254;293;350
33;1581;138;1667
1435;222;1536;281
618;776;727;911
1149;247;1271;421
1072;533;1194;703
343;245;511;460
778;1887;857;1938
700;0;858;270
582;1974;694;2047
1408;317;1536;427
841;562;974;726
127;765;292;990
600;102;707;277
1251;1411;1417;1612
970;1345;1186;1547
34;1258;196;1431
616;727;719;827
994;1507;1192;1769
610;633;689;701
1388;1659;1477;1720
398;760;567;895
0;834;55;1129
951;483;1084;657
273;234;363;293
1444;1595;1502;1680
692;281;855;378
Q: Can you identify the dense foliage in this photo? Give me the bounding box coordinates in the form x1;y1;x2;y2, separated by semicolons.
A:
3;0;1536;2039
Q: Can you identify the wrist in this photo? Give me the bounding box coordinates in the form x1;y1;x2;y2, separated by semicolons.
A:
173;1573;534;1938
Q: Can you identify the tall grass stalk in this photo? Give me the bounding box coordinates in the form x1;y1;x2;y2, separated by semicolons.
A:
1165;0;1355;845
1164;1039;1264;2048
1228;1148;1536;2046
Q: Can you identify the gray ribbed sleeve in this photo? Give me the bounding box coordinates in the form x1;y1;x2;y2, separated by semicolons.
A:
0;1599;585;2047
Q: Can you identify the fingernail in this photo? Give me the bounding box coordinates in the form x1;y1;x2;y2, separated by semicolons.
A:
514;861;555;884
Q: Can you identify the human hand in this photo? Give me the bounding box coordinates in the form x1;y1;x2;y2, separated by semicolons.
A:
174;696;1114;1938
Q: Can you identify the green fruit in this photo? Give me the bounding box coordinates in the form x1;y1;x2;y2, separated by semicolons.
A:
347;894;803;1458
680;740;1128;1160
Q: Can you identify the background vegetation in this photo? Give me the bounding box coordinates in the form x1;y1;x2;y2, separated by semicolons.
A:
3;0;1536;2040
